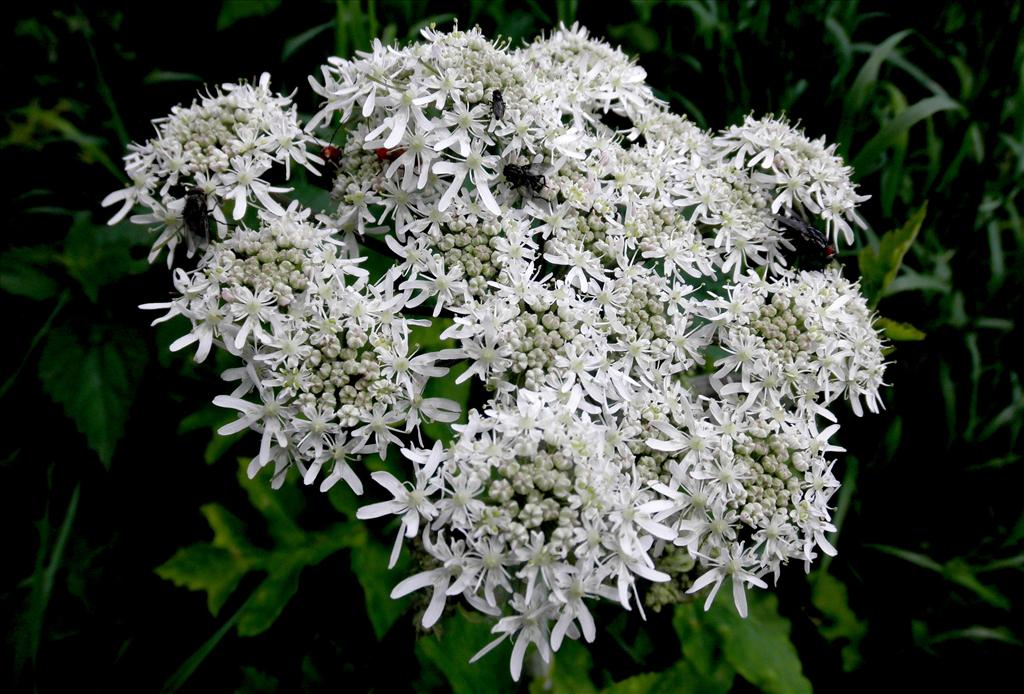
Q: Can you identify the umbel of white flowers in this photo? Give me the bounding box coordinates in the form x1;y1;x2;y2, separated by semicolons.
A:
105;24;885;682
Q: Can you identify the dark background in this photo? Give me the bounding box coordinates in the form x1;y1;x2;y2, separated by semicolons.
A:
2;2;1022;692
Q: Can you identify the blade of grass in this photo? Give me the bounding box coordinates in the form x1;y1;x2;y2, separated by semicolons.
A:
838;30;912;147
160;596;248;694
26;483;81;670
282;20;335;61
0;289;69;400
822;456;857;574
78;9;129;147
853;95;962;175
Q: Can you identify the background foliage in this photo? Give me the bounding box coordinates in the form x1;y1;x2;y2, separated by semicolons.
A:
3;1;1022;691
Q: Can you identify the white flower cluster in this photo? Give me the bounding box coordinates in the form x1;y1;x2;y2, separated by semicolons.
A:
102;73;322;264
108;25;885;681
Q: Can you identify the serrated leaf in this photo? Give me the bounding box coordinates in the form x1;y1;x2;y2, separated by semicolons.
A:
237;562;302;636
858;204;927;307
201;504;258;558
707;593;811;694
810;572;866;672
350;528;411;640
62;212;150;302
159;462;357;638
0;246;59;300
156;544;249;616
37;325;147;467
238;462;304;545
217;0;281;31
416;610;514;694
529;639;596;694
875;317;926;341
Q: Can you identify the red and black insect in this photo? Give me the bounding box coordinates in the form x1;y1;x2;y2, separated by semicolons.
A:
775;214;837;270
374;147;406;163
321;144;343;168
314;121;346;190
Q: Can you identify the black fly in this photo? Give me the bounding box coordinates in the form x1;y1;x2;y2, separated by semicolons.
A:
491;89;505;121
774;214;836;270
168;184;211;247
503;164;544;194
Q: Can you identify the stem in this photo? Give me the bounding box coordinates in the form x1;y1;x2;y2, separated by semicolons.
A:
0;290;69;400
78;7;130;148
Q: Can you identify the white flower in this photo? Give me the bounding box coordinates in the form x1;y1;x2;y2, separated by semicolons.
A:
112;23;890;682
686;543;768;618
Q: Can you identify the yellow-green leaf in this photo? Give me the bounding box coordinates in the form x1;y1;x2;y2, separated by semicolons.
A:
875;317;926;341
858;203;927;307
155;543;249;616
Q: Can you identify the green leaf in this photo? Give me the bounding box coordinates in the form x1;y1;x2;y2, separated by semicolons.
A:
349;527;411;640
156;544;250;616
423;362;470;444
237;562;302;636
858;203;927;307
235;666;280;694
607;22;660;53
671;601;735;690
143;70;204;84
237;461;304;545
600;660;721;694
217;0;281;30
0;246;58;300
706;593;811;694
875;317;926;341
810;572;866;672
530;639;596;694
37;325;148;467
159;461;358;638
326;479;361;519
416;610;515;694
62;212;150;302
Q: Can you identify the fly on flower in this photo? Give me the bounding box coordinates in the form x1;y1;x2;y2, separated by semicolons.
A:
774;214;837;270
168;184;211;248
491;89;506;121
502;163;545;194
